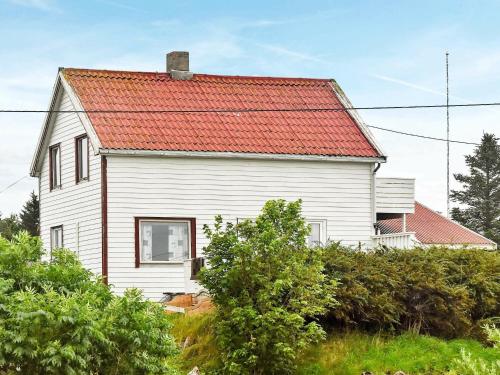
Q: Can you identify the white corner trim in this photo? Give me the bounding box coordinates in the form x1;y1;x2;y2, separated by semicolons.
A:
328;80;387;159
99;148;387;163
59;72;102;154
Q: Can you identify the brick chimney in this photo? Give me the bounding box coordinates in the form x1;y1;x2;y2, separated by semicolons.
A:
166;51;193;80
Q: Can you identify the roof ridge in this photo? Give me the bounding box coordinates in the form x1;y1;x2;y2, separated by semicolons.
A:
62;67;332;83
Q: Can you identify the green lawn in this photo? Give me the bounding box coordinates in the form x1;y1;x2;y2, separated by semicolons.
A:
298;331;499;375
169;313;499;374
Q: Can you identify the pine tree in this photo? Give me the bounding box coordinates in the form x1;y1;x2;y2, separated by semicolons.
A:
19;191;40;236
451;133;500;245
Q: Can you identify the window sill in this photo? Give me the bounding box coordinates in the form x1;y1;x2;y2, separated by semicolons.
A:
76;179;89;185
140;260;186;265
50;186;62;192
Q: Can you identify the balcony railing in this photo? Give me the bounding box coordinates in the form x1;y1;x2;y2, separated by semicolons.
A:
372;232;418;249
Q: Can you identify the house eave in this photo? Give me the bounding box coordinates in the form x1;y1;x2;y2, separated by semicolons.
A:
29;70;103;178
99;148;387;163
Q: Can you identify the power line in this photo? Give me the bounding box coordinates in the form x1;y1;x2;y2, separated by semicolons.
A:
1;101;500;113
0;123;479;197
0;175;29;195
366;125;479;145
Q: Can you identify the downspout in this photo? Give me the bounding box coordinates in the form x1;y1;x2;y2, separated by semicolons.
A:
372;163;381;235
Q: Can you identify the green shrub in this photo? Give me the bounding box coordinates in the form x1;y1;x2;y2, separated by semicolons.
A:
200;199;336;374
323;244;500;338
0;232;177;374
449;325;500;375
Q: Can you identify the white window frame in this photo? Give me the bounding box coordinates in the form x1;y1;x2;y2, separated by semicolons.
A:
50;225;64;250
76;135;89;183
49;144;61;190
139;219;192;264
307;219;327;247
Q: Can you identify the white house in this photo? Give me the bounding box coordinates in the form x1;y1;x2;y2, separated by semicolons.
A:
31;51;418;300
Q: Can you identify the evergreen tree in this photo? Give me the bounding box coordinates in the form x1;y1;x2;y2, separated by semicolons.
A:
19;191;40;236
451;133;500;245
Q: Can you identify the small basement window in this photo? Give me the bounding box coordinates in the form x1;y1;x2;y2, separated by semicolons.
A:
137;218;195;264
50;225;63;249
49;144;61;190
75;135;89;182
308;220;327;247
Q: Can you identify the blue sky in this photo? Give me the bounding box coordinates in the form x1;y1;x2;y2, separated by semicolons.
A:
0;0;499;215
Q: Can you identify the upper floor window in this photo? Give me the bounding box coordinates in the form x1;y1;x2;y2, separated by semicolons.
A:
49;144;61;190
50;225;63;249
76;135;89;182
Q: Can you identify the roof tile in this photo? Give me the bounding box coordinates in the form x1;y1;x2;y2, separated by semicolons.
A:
378;202;495;246
63;68;381;157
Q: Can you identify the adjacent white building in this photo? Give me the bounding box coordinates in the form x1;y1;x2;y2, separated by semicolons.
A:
31;51;419;300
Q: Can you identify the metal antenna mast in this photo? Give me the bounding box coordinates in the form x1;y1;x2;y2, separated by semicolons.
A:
446;52;450;217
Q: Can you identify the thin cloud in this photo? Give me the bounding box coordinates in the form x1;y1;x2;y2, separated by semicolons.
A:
372;73;494;105
8;0;59;11
255;43;328;64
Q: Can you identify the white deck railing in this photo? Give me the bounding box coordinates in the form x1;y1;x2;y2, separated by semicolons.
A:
372;232;418;249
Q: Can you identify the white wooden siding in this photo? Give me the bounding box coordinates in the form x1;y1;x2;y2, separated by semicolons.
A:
39;90;102;274
106;156;375;300
376;178;415;214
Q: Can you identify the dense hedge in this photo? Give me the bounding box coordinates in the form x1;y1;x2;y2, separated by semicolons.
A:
0;233;177;374
322;244;500;338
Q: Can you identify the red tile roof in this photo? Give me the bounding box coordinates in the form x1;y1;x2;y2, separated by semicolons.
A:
62;68;381;157
378;202;496;246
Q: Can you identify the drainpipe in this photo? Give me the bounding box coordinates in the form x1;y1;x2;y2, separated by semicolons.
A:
371;163;381;235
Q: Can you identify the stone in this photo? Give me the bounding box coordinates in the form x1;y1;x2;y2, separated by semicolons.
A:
187;366;200;375
182;336;191;349
394;372;407;375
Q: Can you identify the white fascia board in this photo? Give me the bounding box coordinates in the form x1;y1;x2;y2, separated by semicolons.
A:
30;73;62;177
29;71;103;177
58;72;102;155
328;80;387;160
99;148;386;163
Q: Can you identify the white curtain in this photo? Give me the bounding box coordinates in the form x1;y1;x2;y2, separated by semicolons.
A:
142;224;153;261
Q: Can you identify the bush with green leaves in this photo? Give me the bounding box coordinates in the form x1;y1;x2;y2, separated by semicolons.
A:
322;244;500;338
449;325;500;375
200;199;336;375
0;232;177;374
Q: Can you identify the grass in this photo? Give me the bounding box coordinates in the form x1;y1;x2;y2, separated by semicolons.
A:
168;313;499;374
298;331;499;375
169;312;222;372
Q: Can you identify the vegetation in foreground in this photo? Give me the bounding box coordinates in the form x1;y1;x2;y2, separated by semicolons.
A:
0;199;498;374
322;244;500;339
0;233;177;375
199;200;336;374
170;312;500;375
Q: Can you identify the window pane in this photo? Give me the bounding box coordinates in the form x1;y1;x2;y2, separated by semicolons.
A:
141;221;189;262
308;223;321;246
78;137;88;180
51;227;63;249
51;147;61;187
56;149;61;186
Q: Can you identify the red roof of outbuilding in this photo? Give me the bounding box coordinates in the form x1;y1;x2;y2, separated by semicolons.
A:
62;68;381;157
378;202;496;246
